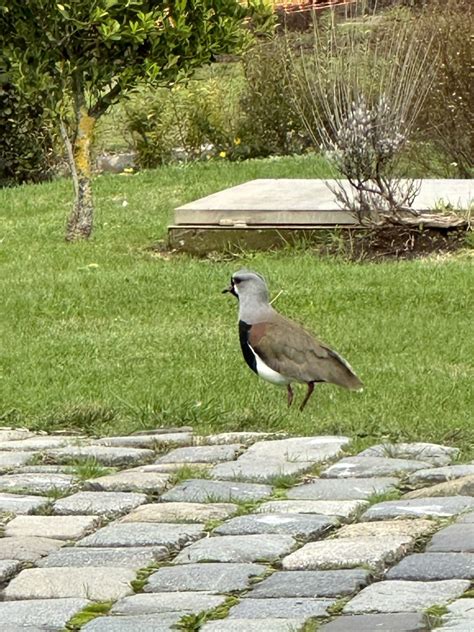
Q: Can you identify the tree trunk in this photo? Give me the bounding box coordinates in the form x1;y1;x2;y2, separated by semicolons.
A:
65;106;96;242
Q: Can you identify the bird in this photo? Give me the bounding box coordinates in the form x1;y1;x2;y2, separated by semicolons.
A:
223;269;363;411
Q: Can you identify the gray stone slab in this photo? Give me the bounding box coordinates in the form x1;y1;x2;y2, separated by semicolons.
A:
37;546;169;568
343;579;470;614
0;451;34;470
85;470;169;494
0;436;78;451
0;536;66;562
0;472;77;494
200;432;279;446
0;559;21;583
441;598;474;631
387;552;474;580
358;442;459;466
3;566;135;601
53;491;146;516
408;465;474;486
82;613;183;632
362;496;474;521
76;522;204;549
287;477;399;501
146;562;266;593
131;426;193;435
256;499;367;521
0;492;50;515
214;513;337;539
111;592;226;615
157;444;242;464
0;428;35;442
0;598;90;630
211;435;349;482
337;518;437;540
120;501;238;523
319;613;429;632
458;511;474;523
403;475;474;499
161;478;273;503
426;524;474;552
175;178;473;223
247;569;370;598
174;534;296;564
201;620;306;632
282;535;413;571
5;515;99;540
45;446;154;466
228;597;335;619
322;456;432;479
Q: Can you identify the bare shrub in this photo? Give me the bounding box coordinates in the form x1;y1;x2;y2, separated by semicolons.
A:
286;4;438;223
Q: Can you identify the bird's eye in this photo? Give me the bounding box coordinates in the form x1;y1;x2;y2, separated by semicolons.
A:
233;278;241;285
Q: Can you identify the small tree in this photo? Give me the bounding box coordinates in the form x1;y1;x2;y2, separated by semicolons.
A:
0;1;271;241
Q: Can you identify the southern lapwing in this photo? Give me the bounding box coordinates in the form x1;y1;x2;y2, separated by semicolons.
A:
223;269;363;411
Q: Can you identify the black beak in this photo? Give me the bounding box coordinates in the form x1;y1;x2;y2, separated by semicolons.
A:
222;283;236;296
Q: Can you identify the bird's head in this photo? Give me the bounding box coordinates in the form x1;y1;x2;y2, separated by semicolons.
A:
222;269;269;303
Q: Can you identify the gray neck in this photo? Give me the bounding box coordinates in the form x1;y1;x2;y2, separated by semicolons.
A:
238;295;275;324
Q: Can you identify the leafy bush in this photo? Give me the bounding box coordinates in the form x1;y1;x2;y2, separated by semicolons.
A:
0;74;57;186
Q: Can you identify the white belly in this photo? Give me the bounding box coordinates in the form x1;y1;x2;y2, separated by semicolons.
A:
249;344;291;386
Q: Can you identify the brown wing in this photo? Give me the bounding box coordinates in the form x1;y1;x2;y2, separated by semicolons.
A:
250;315;362;389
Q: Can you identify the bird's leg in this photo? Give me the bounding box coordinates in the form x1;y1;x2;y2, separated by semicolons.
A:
299;382;315;412
287;384;294;408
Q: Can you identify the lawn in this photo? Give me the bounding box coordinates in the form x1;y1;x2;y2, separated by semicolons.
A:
1;155;473;455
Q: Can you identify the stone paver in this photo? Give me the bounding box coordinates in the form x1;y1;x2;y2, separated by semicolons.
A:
211;436;349;482
322;456;433;478
358;442;459;466
161;478;273;503
361;496;474;521
0;451;34;469
282;535;413;571
287;477;399;500
77;522;204;549
201;620;305;632
408;464;474;487
343;579;470;614
5;515;99;540
0;429;472;632
336;518;437;540
227;597;336;619
45;445;154;466
120;501;237;523
3;566;135;601
256;499;367;521
110;592;227;615
439;598;474;631
146;562;266;593
0;536;66;562
0;598;90;630
156;443;242;464
0;559;22;583
174;534;296;564
214;513;337;539
426;523;474;552
0;472;77;494
319;613;429;631
82;613;183;632
387;552;474;580
247;569;370;598
37;546;169;568
85;470;169;494
53;491;146;516
0;492;50;514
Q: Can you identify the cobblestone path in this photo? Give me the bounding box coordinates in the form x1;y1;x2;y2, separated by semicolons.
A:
0;427;473;631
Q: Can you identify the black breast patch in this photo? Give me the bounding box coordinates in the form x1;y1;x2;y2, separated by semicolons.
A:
238;320;257;374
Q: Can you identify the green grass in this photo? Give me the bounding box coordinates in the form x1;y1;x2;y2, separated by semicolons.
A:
1;155;473;453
